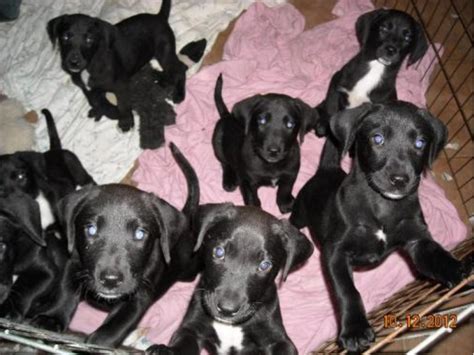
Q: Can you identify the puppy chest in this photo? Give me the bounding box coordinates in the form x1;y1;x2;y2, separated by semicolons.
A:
342;60;385;108
348;226;390;265
212;321;244;354
35;192;55;229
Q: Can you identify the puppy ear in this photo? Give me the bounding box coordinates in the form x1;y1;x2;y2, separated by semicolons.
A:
144;193;186;264
417;109;448;167
232;96;262;135
329;103;380;157
294;99;319;144
56;186;97;254
355;9;388;47
96;20;118;49
179;38;207;64
0;193;44;247
407;22;428;66
272;219;313;282
193;203;237;252
47;16;67;47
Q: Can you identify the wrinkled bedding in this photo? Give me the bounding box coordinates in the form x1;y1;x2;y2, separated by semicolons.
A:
68;0;467;352
0;0;284;184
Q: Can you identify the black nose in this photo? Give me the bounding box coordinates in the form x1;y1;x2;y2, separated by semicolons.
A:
267;146;281;156
389;174;409;188
99;271;124;289
385;45;397;57
68;55;82;67
217;300;241;317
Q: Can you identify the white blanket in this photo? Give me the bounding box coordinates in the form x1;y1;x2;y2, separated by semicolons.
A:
0;0;284;183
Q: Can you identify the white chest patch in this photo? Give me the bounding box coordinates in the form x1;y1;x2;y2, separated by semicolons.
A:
35;192;55;229
342;60;385;108
149;58;163;72
271;178;279;187
213;321;244;354
80;70;91;91
375;229;387;243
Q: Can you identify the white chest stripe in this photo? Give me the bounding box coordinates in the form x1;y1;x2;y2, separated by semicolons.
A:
342;60;385;108
81;70;91;91
213;321;244;354
375;229;387;243
35;192;55;229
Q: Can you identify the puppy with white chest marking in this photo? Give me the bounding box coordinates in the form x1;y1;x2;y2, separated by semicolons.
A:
35;143;202;347
212;74;317;214
0;109;95;230
149;204;313;355
291;102;471;352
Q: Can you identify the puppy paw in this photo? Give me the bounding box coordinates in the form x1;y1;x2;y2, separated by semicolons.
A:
435;257;470;289
277;196;294;214
146;344;175;355
30;315;64;332
339;322;375;353
314;120;329;137
118;116;135;132
88;108;103;121
223;169;238;192
0;304;22;322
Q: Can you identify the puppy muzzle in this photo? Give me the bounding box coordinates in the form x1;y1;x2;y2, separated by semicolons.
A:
65;53;87;73
203;291;255;325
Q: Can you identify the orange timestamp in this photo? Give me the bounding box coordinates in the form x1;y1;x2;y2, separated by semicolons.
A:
383;313;457;329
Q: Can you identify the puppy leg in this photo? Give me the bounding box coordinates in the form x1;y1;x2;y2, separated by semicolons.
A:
405;238;470;288
276;174;297;214
323;248;374;352
240;180;261;207
147;328;201;355
222;164;238;192
114;84;135;132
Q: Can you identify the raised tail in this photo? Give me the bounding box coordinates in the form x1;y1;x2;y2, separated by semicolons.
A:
214;74;230;117
169;142;200;217
158;0;171;20
41;109;62;150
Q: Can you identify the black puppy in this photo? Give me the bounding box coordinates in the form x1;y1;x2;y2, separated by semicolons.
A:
315;9;428;138
212;74;317;213
47;0;187;132
0;192;67;325
149;204;313;354
291;102;470;352
35;143;201;347
0;109;95;231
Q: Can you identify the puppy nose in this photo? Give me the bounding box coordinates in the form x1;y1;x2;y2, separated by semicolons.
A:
385;45;397;56
267;146;281;156
216;300;241;317
99;271;124;289
389;174;409;188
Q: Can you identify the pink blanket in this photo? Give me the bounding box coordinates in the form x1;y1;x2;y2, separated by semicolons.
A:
70;1;467;352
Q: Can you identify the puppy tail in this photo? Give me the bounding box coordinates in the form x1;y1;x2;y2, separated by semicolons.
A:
214;74;230;117
42;109;62;150
169;142;200;217
158;0;171;20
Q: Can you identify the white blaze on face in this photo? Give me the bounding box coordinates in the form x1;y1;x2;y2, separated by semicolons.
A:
213;321;244;354
342;60;385;108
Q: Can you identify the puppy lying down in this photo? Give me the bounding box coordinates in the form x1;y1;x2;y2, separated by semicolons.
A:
291;102;471;353
149;204;313;355
34;143;202;347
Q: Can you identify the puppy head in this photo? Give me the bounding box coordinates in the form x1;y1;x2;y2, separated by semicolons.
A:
233;94;317;163
356;9;428;67
56;184;186;300
0;153;44;197
47;14;118;74
330;102;447;200
194;204;313;324
0;193;44;302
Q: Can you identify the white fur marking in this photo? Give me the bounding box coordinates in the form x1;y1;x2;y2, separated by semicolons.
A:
383;192;404;200
213;321;244;354
149;58;163;72
271;178;279;187
80;70;91;91
177;52;196;69
35;192;55;229
342;60;385;108
375;229;386;243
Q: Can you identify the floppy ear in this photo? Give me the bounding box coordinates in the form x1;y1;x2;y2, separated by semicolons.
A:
294;99;319;144
193;203;237;252
232;96;262;135
355;9;388;47
96;19;118;49
407;22;428;66
47;15;67;47
417;109;448;167
56;186;97;254
329;103;380;157
144;193;186;264
272;219;313;282
0;193;44;247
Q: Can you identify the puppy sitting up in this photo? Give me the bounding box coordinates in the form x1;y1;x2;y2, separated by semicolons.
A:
212;74;317;213
291;102;471;352
34;143;202;347
149;203;313;354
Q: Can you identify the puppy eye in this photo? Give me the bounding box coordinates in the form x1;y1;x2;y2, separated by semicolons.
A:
134;227;147;241
372;133;384;146
285;118;295;129
379;25;389;34
0;243;7;252
85;224;98;237
61;33;71;41
414;138;426;149
258;260;272;272
85;35;94;45
213;246;225;260
257;114;268;126
15;172;26;181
